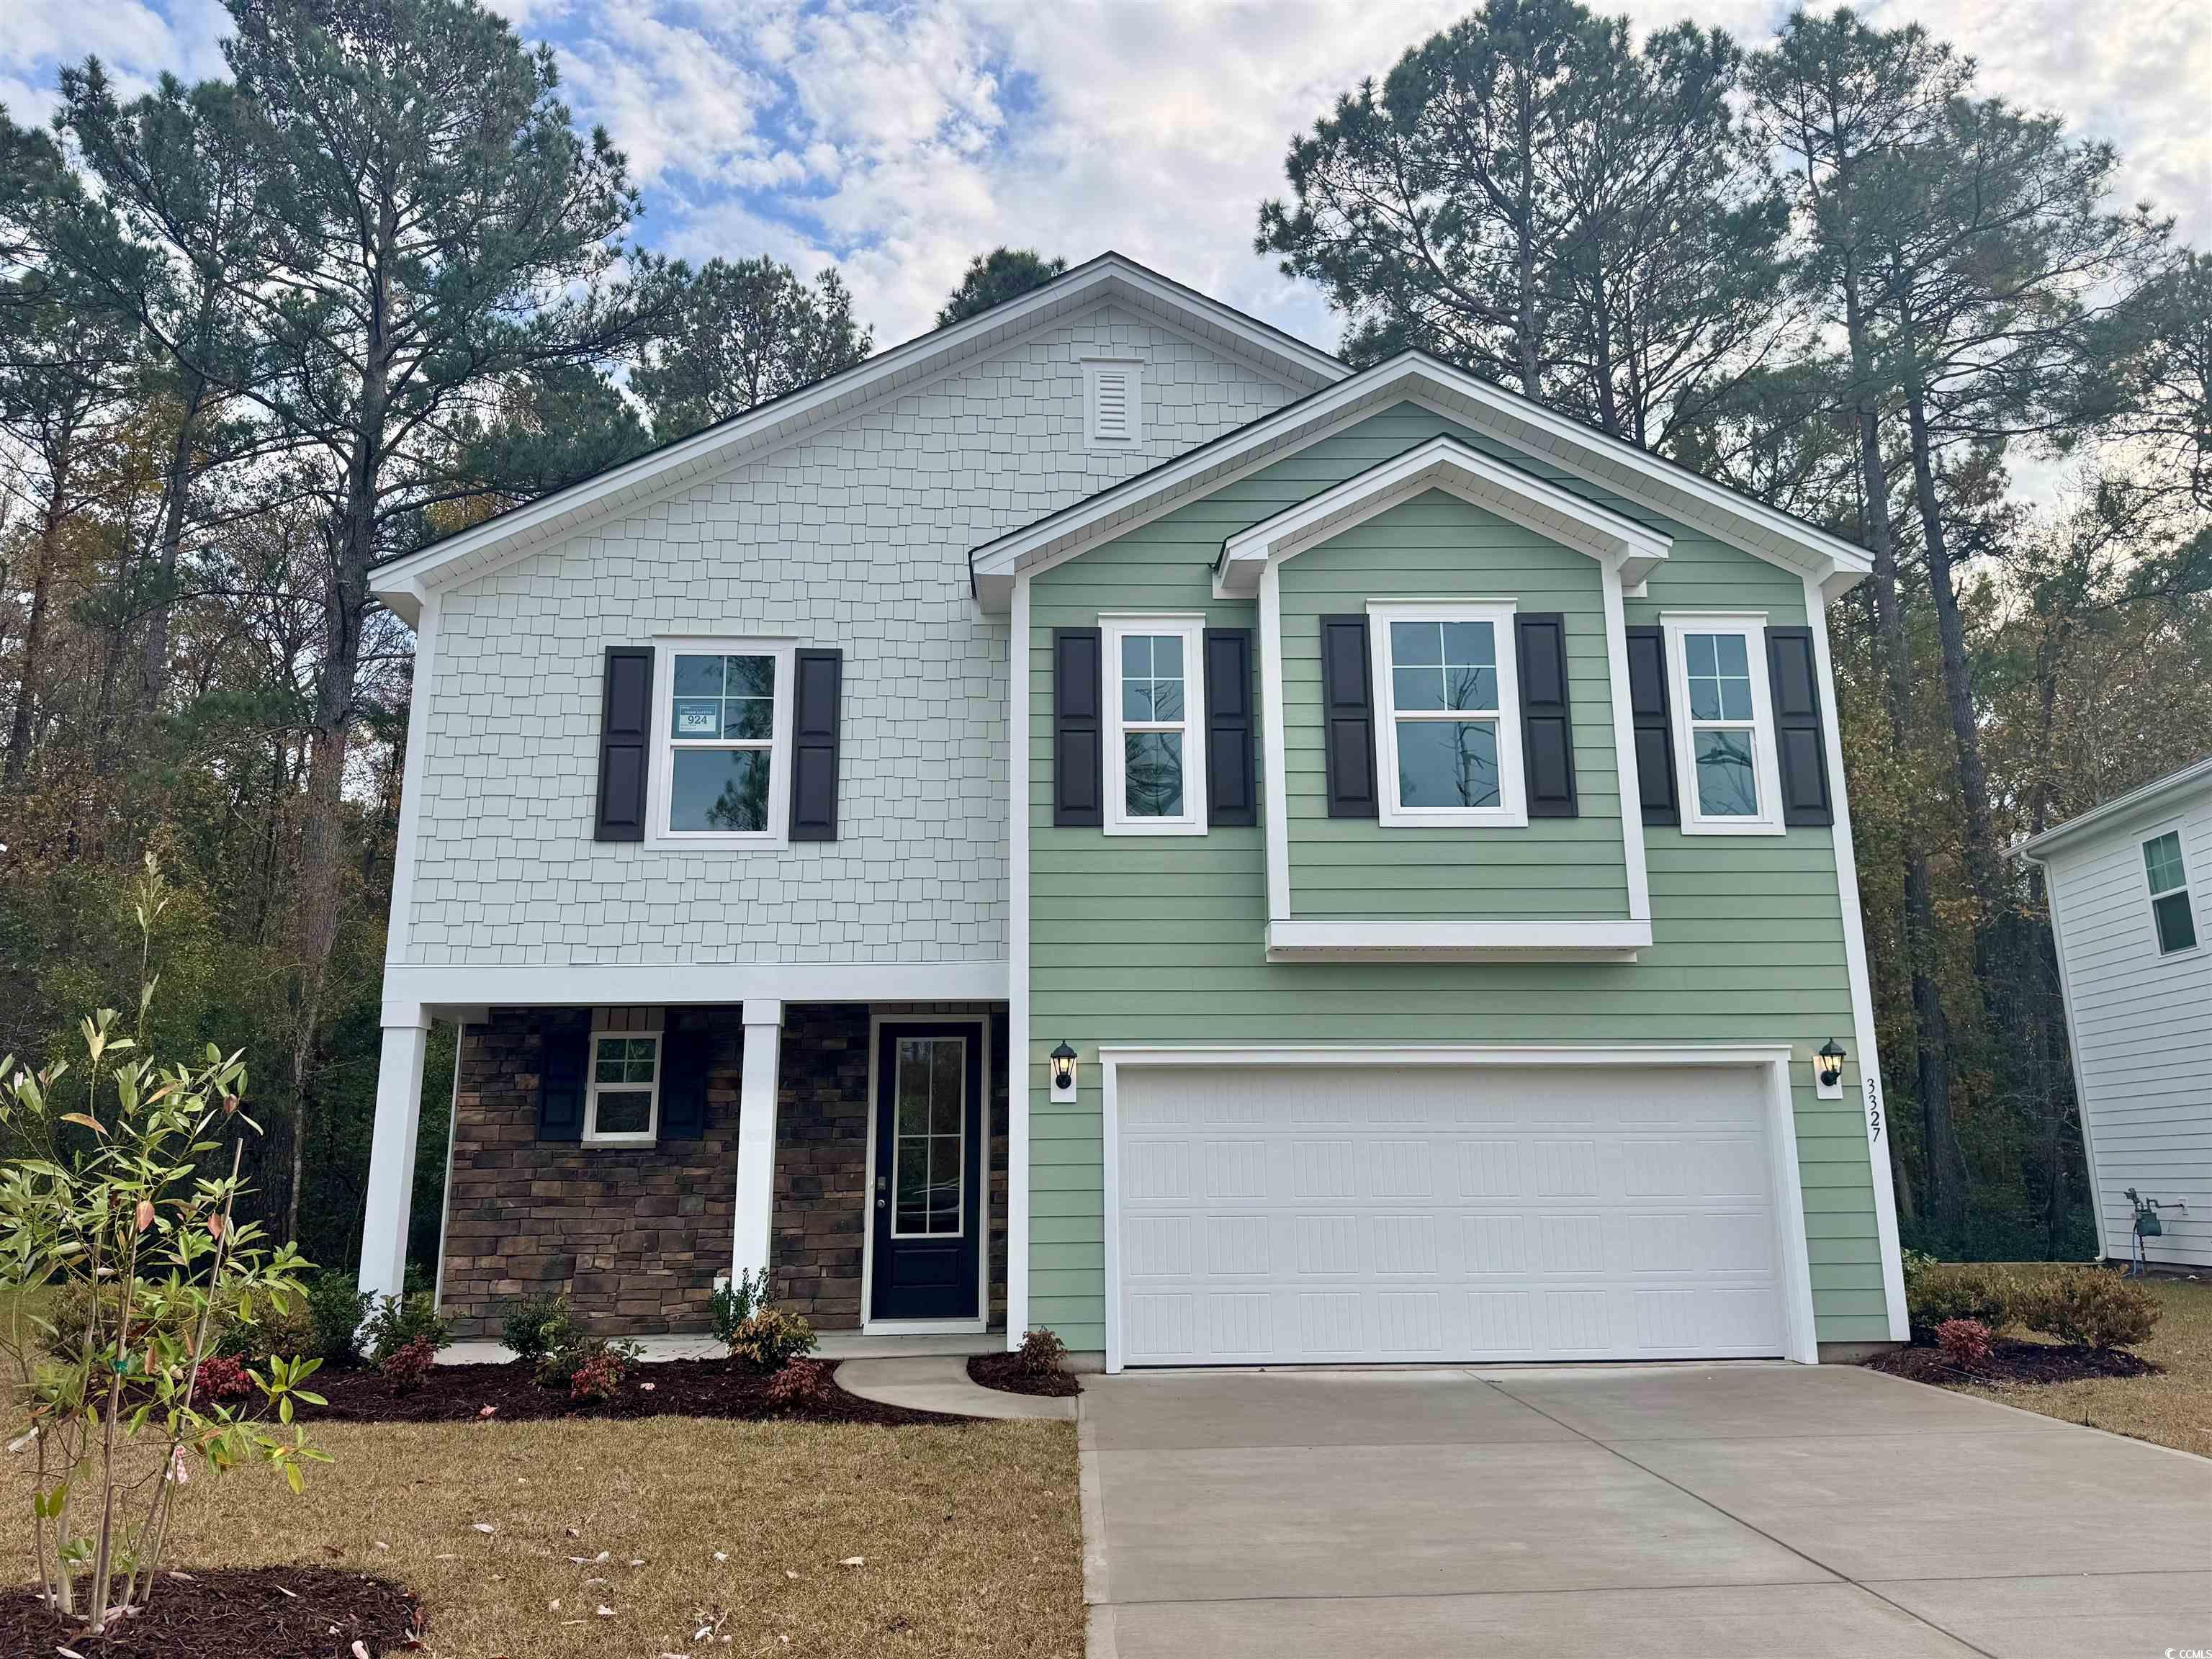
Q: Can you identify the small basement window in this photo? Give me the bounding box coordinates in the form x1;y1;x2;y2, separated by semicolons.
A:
1084;359;1143;449
2143;830;2198;955
585;1007;662;1145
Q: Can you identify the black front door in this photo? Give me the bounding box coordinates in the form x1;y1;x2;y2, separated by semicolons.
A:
869;1021;984;1322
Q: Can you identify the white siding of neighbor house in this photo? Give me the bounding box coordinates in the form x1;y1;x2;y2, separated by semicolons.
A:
2045;782;2212;1267
400;302;1300;967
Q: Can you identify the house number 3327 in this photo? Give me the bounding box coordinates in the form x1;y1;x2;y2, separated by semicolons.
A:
1865;1079;1883;1144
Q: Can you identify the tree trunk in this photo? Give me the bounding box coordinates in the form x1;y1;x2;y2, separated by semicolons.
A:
4;449;69;786
139;373;210;719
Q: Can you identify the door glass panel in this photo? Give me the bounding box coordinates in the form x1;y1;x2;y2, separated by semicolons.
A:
891;1035;965;1236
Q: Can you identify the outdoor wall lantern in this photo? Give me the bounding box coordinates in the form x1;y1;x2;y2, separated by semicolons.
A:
1049;1041;1079;1104
1814;1038;1847;1100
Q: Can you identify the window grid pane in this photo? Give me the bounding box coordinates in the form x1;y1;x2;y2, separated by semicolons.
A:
1694;728;1759;817
2153;891;2198;954
1124;730;1184;818
1395;717;1500;809
1120;634;1186;726
2144;832;2188;896
1685;631;1754;724
892;1038;964;1236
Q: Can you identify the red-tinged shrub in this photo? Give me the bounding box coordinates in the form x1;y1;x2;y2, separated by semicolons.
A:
379;1334;438;1393
196;1354;256;1401
765;1357;835;1412
567;1341;630;1403
1935;1318;1994;1370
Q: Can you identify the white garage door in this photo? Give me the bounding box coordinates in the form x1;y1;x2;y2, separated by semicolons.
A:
1112;1063;1790;1367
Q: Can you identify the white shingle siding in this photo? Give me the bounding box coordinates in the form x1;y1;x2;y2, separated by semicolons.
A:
403;303;1298;966
2042;778;2212;1267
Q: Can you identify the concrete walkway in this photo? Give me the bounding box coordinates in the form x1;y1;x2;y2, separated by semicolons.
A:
1079;1363;2211;1658
835;1354;1077;1421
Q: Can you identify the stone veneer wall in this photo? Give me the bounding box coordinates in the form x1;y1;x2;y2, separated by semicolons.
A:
439;1005;1008;1337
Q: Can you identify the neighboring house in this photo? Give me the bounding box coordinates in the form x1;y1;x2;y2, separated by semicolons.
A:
2019;757;2212;1270
361;253;1909;1368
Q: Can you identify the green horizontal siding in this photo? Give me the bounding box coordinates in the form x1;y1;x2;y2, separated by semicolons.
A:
1025;402;1888;1353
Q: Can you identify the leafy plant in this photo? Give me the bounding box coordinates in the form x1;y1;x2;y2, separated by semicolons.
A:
379;1334;439;1393
728;1308;816;1373
1905;1262;2020;1339
361;1291;451;1364
500;1293;572;1363
764;1357;836;1413
709;1269;771;1348
0;858;329;1632
305;1270;372;1366
194;1354;256;1401
2015;1267;2160;1350
565;1339;637;1403
1013;1327;1069;1379
1934;1318;1994;1370
219;1290;319;1367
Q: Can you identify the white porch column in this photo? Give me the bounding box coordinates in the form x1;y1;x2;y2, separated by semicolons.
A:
730;998;786;1286
358;1004;432;1305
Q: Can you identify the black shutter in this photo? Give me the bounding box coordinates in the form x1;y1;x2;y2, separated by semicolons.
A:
788;648;842;842
1625;625;1679;826
1320;616;1377;818
1204;628;1256;827
1766;626;1834;826
1052;628;1103;827
536;1010;590;1141
595;646;653;842
658;1012;711;1138
1515;613;1578;819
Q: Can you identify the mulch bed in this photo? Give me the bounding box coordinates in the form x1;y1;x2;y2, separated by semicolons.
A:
1;1566;420;1658
305;1357;955;1426
1868;1340;2161;1388
968;1352;1082;1398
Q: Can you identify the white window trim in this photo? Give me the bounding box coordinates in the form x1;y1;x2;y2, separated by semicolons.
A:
646;637;796;849
1368;599;1527;829
1661;611;1785;837
1083;358;1144;450
2140;823;2203;958
1102;613;1208;837
583;1006;664;1147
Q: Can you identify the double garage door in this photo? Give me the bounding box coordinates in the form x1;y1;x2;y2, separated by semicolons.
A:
1112;1061;1793;1367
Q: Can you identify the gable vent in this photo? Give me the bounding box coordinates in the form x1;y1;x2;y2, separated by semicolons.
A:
1084;359;1143;449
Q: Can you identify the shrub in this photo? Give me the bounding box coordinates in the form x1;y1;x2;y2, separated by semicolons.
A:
566;1339;637;1403
1906;1262;2020;1340
379;1334;439;1393
1934;1318;1993;1370
306;1270;372;1365
219;1291;319;1367
500;1293;572;1363
764;1357;836;1413
728;1308;816;1372
2015;1267;2159;1351
361;1291;451;1364
1014;1327;1068;1379
709;1269;771;1348
195;1354;256;1401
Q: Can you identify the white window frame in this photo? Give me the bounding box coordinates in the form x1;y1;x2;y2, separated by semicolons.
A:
1102;613;1208;837
2141;825;2202;958
1083;359;1144;450
1369;600;1527;829
583;1006;663;1146
1661;611;1785;837
646;637;796;849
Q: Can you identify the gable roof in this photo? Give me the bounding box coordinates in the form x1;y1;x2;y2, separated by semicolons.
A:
2016;755;2212;861
969;352;1875;611
368;252;1346;625
1211;435;1671;597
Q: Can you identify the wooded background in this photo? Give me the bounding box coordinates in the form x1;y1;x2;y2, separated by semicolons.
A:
2;0;2205;1282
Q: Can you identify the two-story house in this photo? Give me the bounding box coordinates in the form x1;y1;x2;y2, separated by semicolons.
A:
362;253;1909;1368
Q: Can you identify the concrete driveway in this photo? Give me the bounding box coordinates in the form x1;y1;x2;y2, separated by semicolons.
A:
1078;1363;2211;1658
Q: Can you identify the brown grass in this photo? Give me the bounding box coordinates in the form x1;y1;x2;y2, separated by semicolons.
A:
0;1415;1085;1658
1952;1274;2212;1458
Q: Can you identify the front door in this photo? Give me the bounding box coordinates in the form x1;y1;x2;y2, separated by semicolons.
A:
869;1021;984;1323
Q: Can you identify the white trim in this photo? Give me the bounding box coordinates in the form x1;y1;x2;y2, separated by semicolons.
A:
731;998;785;1287
1097;1042;1821;1373
647;637;796;848
2016;753;2212;859
1102;614;1209;836
383;589;439;966
1264;918;1651;961
1260;561;1292;922
1214;435;1670;599
2139;822;2205;958
1007;579;1031;1345
581;1007;665;1146
430;1014;468;1313
1804;577;1910;1340
382;960;1009;1010
1083;358;1144;449
1602;565;1652;923
358;1009;432;1306
2038;866;2111;1260
1660;611;1785;837
1367;599;1527;828
860;1012;991;1335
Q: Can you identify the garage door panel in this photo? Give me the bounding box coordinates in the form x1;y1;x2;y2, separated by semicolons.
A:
1115;1064;1791;1367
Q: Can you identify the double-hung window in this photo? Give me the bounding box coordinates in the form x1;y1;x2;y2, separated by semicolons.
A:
1661;613;1784;835
1103;615;1207;834
1371;601;1526;827
649;638;795;847
585;1007;662;1145
2143;830;2199;955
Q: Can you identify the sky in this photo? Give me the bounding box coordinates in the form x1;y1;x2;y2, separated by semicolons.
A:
6;0;2207;355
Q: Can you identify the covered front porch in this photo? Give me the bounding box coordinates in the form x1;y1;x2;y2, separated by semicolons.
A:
360;999;1010;1343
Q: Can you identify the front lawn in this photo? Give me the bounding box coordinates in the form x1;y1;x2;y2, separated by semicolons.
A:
1948;1274;2211;1457
0;1415;1084;1658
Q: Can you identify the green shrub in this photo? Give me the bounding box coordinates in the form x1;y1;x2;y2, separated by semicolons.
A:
306;1270;372;1365
709;1269;770;1347
500;1293;572;1363
534;1328;639;1396
2015;1267;2159;1350
728;1308;816;1372
1905;1262;2020;1339
218;1290;319;1367
361;1291;451;1364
